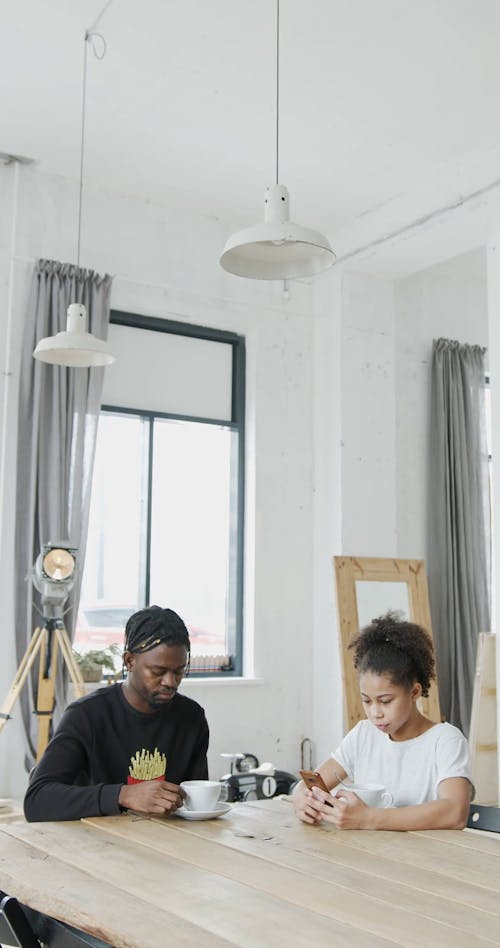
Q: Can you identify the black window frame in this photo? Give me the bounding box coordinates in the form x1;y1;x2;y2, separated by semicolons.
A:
99;309;246;677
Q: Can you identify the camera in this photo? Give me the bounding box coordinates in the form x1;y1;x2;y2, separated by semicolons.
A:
218;752;299;802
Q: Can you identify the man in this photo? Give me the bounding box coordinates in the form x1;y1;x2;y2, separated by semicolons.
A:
24;605;209;821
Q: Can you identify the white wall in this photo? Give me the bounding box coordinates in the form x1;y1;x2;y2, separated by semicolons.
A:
341;273;397;555
310;272;343;767
336;251;488;566
395;248;488;558
0;163;326;795
309;253;488;761
0;161;491;800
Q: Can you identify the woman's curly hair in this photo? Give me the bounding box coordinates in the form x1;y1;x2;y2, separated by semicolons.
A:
348;611;435;696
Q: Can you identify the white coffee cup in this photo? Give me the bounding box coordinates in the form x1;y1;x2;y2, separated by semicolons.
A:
334;783;393;808
180;780;221;811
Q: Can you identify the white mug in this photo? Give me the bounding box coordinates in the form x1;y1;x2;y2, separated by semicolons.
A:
180;780;221;811
334;783;393;808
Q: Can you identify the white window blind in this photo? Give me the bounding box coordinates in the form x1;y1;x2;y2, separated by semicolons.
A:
102;323;233;420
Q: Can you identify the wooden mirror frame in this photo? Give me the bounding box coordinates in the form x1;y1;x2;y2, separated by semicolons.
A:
333;556;441;730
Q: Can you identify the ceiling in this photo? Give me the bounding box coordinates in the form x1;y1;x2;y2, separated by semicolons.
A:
3;0;500;276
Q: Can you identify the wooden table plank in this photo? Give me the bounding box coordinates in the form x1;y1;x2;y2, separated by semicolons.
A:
324;828;500;890
239;799;500;889
221;798;500;871
0;798;23;823
0;821;393;948
157;805;500;919
3;801;500;948
82;814;499;946
416;827;500;854
0;832;229;948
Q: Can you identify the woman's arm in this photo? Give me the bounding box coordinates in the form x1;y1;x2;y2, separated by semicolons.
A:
308;776;471;831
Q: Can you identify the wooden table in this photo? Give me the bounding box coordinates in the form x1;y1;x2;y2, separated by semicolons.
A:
1;797;499;947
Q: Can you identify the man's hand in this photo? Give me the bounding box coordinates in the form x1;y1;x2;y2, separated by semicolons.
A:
118;779;185;817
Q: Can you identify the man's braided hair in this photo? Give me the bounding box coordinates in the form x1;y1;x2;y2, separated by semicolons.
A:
124;605;191;674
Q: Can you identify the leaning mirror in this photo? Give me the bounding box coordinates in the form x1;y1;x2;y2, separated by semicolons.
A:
333;556;441;731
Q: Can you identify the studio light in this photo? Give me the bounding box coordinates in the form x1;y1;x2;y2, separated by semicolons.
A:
0;539;85;760
33;28;114;368
32;541;77;613
220;0;335;281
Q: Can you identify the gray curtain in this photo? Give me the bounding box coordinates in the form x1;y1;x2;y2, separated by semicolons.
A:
428;338;490;735
15;259;113;765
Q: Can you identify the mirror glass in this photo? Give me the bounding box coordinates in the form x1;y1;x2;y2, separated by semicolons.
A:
355;580;410;628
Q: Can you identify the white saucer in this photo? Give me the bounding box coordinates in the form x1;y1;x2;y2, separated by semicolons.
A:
175;802;232;821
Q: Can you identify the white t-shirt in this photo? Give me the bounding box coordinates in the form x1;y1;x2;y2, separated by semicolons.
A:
333;721;472;807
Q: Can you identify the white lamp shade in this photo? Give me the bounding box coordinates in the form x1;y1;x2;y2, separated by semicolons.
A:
220;185;335;280
33;303;115;368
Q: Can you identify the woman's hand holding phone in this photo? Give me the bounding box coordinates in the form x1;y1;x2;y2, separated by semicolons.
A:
294;770;335;823
300;770;335;805
299;770;332;795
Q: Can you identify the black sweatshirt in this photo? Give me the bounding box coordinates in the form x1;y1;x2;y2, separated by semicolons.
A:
24;683;209;822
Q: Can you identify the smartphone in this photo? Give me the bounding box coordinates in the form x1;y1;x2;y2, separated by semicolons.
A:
299;770;334;805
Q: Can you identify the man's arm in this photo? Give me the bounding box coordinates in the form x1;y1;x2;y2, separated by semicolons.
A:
24;704;123;822
115;707;210;816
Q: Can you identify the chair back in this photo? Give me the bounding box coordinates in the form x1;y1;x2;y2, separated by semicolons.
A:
467;803;500;832
0;891;40;948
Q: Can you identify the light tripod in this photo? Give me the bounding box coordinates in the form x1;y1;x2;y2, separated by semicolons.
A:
0;543;85;760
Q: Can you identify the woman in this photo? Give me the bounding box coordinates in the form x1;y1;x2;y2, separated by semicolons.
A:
293;612;472;830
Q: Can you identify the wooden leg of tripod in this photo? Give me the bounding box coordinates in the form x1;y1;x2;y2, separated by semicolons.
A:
0;627;46;735
54;625;85;698
36;627;58;760
1;622;86;760
35;624;86;760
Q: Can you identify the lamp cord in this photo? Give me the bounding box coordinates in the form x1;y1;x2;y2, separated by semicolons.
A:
76;6;111;271
87;0;115;33
275;0;280;186
76;34;89;271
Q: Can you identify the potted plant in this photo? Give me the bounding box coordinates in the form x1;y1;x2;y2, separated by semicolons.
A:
72;645;121;683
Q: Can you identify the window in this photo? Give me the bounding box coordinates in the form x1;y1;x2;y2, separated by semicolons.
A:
74;312;245;675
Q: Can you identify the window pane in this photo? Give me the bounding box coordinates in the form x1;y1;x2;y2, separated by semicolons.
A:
149;418;235;658
74;413;147;653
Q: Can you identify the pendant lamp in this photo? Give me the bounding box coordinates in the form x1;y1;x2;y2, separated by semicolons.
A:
33;302;114;367
33;27;115;368
220;0;335;280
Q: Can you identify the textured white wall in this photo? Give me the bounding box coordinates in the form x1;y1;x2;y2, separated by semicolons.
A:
0;164;318;795
395;248;488;558
340;273;397;556
310;272;343;766
314;256;487;757
0;162;491;800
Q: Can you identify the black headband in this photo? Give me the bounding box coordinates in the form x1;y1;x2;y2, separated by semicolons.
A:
124;607;190;654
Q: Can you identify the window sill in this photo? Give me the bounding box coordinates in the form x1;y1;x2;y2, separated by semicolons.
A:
182;677;264;687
